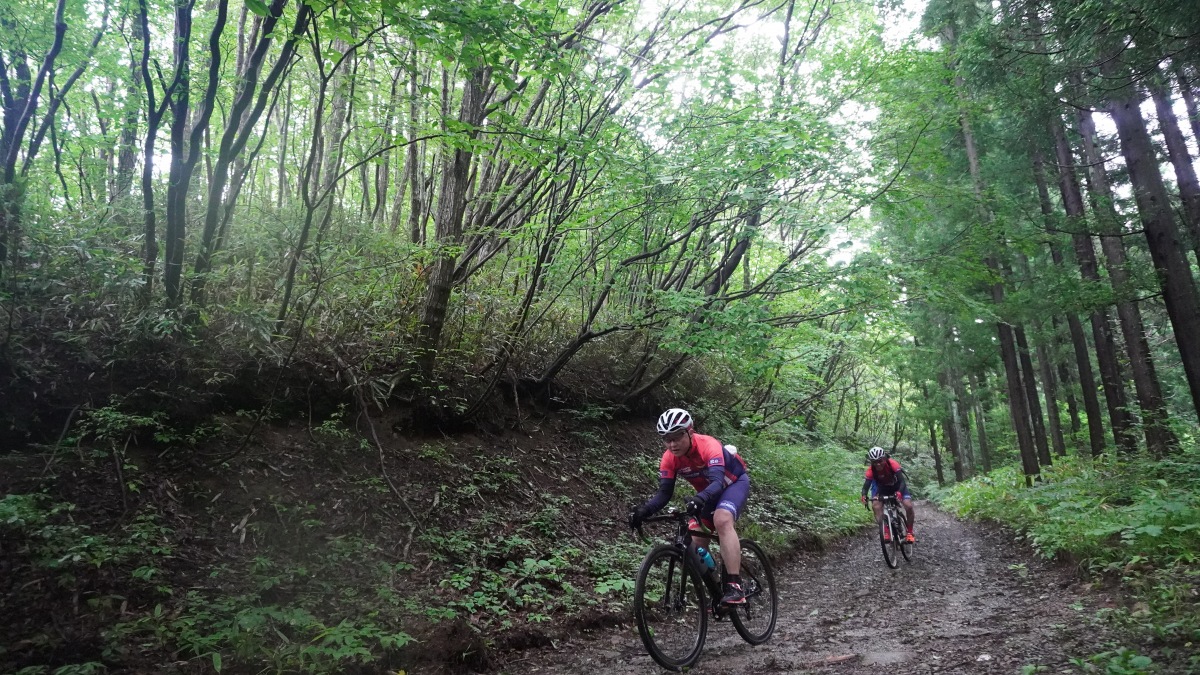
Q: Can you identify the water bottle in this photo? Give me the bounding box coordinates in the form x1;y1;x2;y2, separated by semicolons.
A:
696;546;716;571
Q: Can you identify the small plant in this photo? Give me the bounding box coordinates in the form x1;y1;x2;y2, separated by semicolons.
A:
1070;647;1155;674
314;404;354;441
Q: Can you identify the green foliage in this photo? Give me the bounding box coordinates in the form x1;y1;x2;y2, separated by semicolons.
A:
940;452;1200;647
727;433;873;541
113;596;414;674
1069;648;1156;675
0;494;173;578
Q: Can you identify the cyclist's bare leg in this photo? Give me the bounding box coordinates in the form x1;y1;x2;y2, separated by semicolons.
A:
870;497;884;523
713;509;740;576
902;497;915;530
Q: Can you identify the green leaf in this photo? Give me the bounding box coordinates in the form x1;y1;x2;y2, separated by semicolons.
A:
245;0;270;17
212;652;222;672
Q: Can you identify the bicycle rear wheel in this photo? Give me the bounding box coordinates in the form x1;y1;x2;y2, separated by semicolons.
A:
634;544;708;671
729;539;778;645
879;516;899;569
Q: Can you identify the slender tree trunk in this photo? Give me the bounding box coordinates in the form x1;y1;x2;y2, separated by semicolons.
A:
1076;106;1179;454
1034;152;1097;453
939;370;965;482
1051;119;1136;453
970;372;992;472
277;80;291;210
190;0;308;306
1034;337;1066;457
929;422;945;486
1174;64;1200;167
414;64;490;378
114;54;139;203
952;374;974;476
1055;351;1082;440
1102;58;1200;420
1150;77;1200;270
0;0;69;272
954;67;1039;482
374;68;403;226
164;0;229;305
1015;324;1053;466
406;48;426;244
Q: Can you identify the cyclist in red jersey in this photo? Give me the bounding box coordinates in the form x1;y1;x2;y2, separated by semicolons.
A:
860;446;916;542
628;408;751;605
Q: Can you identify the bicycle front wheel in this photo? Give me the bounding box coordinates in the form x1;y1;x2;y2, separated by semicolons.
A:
879;517;899;569
634;544;708;671
729;539;778;645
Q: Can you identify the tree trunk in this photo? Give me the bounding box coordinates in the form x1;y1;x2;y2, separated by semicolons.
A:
163;0;229;305
1150;77;1200;270
1076;105;1179;454
927;419;945;486
406;47;427;244
1034;336;1066;457
277;80;291;209
1033;153;1097;454
114;53;140;203
0;0;69;272
947;373;972;476
939;370;965;482
969;372;992;472
1050;119;1136;453
1174;64;1200;163
1102;59;1200;420
191;0;308;306
955;73;1039;482
414;65;491;378
1015;324;1052;466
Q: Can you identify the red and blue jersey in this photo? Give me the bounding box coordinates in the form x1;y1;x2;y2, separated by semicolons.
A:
864;458;903;487
659;433;748;492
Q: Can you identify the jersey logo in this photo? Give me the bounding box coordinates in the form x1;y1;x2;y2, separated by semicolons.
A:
708;458;721;466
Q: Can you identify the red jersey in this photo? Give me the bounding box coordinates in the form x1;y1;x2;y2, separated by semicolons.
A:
865;458;903;487
659;433;748;491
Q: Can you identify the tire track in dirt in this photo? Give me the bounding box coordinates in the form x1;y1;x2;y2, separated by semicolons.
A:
500;503;1112;674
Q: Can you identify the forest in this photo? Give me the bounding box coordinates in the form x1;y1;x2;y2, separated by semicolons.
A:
1;0;1198;671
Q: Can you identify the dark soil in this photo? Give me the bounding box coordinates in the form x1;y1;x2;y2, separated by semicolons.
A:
496;503;1120;674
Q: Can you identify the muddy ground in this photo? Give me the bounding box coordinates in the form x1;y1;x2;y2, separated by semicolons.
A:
497;503;1119;674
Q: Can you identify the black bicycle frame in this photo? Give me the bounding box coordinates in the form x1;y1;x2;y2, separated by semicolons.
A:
643;510;726;615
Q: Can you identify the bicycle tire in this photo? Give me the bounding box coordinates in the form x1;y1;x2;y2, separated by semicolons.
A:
729;539;778;645
634;544;708;671
890;509;907;564
899;508;913;562
879;515;899;569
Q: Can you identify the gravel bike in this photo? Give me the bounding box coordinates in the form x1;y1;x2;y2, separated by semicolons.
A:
631;506;778;671
876;494;913;568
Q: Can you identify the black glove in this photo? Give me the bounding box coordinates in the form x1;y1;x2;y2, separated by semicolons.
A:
685;495;706;516
628;506;647;531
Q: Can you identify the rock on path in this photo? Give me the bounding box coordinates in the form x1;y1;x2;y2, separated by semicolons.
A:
498;503;1111;674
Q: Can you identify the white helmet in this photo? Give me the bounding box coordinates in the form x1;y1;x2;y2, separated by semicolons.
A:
867;446;887;462
656;408;693;436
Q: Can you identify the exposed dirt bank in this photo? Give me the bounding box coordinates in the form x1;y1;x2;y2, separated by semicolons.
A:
499;503;1119;674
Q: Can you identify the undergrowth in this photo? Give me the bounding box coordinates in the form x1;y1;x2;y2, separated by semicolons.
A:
936;451;1200;671
1;408;869;674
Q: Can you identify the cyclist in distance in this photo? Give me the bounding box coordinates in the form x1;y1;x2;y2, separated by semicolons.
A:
628;408;752;605
860;446;916;543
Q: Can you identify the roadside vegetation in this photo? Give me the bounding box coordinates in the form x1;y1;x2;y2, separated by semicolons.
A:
2;0;1199;671
936;452;1200;673
1;399;869;674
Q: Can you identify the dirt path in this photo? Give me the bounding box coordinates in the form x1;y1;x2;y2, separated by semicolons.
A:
498;503;1113;674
